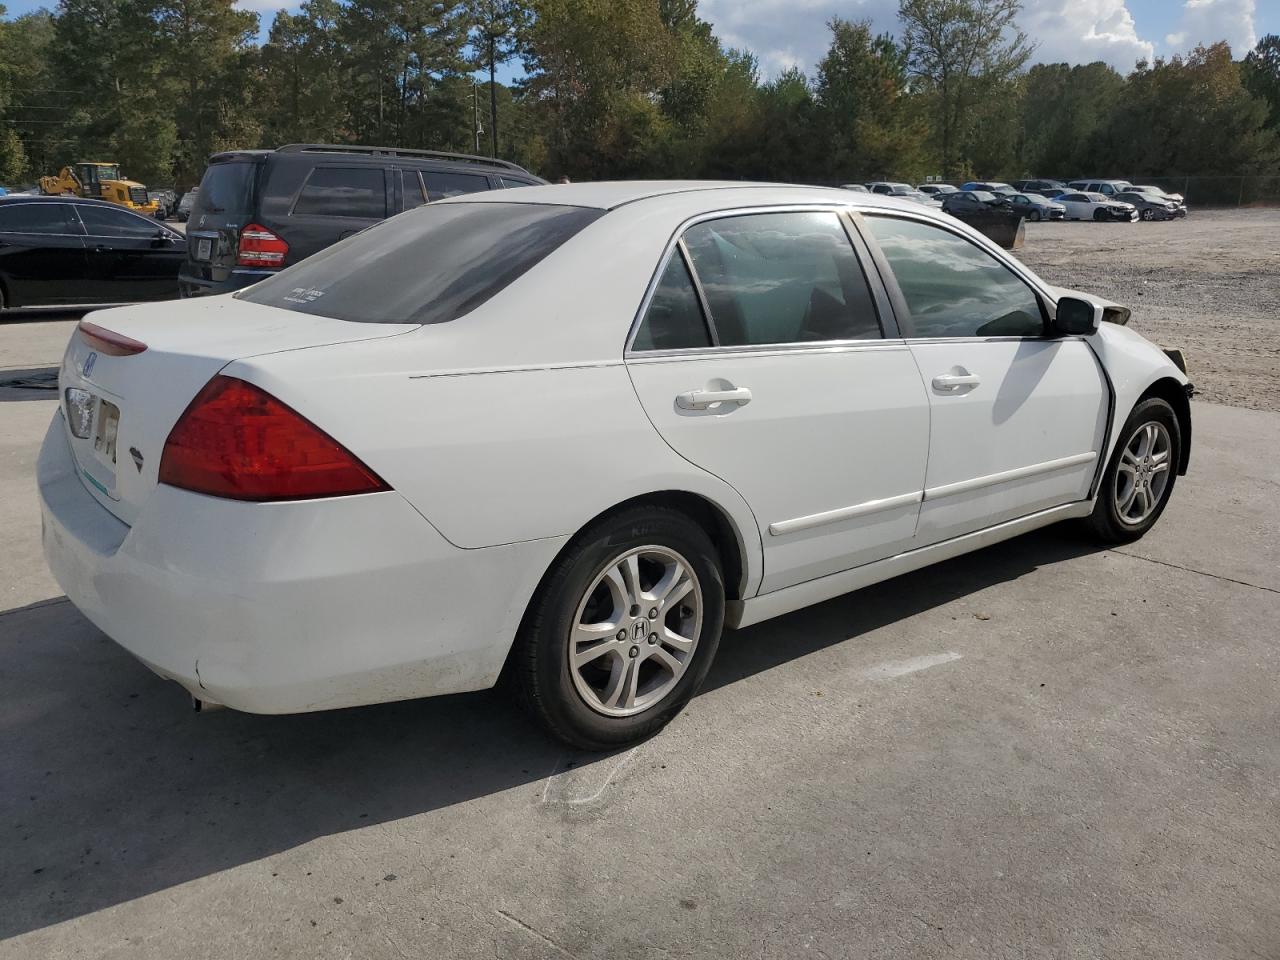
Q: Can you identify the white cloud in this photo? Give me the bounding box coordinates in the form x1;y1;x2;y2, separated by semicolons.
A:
699;0;1160;78
1165;0;1256;57
234;0;290;15
1019;0;1155;72
699;0;899;78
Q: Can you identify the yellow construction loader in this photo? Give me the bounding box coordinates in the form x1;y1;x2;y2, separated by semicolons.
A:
39;162;160;217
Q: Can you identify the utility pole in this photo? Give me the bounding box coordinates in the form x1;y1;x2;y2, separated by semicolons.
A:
472;80;481;154
488;33;498;159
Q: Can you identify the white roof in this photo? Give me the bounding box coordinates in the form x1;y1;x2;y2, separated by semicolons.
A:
444;179;937;219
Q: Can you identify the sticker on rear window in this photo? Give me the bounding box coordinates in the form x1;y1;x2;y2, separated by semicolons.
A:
283;287;326;305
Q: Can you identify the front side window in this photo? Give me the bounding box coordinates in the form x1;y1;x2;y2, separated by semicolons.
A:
75;204;157;237
0;203;73;234
239;202;602;324
632;251;712;351
863;215;1045;339
424;171;490;201
293;167;387;219
680;211;881;346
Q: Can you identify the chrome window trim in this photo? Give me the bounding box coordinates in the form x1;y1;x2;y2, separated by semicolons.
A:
624;202;889;358
624;339;910;364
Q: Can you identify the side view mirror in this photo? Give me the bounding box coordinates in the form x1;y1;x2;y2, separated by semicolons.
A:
1053;296;1103;336
151;229;176;247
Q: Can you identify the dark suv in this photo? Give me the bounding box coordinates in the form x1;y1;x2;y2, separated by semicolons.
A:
179;144;544;297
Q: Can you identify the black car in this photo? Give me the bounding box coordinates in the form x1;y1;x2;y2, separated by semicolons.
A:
941;190;1009;216
179;143;546;298
1010;179;1066;195
1005;192;1066;221
0;195;185;310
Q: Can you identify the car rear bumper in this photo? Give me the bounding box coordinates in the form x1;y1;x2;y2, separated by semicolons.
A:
178;267;277;298
38;413;565;713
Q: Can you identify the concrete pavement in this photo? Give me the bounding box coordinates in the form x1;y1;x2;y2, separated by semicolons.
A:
1;331;1277;957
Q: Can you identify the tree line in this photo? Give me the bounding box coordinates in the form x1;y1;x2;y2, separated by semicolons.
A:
1;0;1278;194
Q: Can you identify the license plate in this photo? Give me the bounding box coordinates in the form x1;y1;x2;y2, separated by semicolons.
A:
94;400;120;465
196;238;212;260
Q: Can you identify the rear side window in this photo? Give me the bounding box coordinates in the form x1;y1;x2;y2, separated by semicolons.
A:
500;177;535;189
863;215;1044;338
424;171;490;201
632;252;712;351
681;211;881;346
293;167;387;219
192;162;256;223
0;203;74;233
238;202;602;324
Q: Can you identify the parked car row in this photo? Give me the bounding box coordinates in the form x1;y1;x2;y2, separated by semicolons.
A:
973;178;1187;222
856;177;1189;224
0;145;544;310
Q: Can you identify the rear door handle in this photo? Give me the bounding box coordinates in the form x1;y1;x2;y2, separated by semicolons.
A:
932;373;981;391
676;387;752;410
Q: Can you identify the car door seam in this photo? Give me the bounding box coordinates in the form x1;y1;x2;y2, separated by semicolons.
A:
620;360;766;599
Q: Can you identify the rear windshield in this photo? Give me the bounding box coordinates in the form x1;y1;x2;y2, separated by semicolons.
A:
238;202;603;324
192;161;257;223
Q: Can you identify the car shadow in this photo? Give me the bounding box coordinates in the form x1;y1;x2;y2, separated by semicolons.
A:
0;526;1100;939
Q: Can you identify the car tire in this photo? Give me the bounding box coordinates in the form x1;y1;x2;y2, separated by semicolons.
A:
1093;209;1107;222
1140;208;1155;221
1085;397;1181;544
511;506;725;750
1030;209;1042;222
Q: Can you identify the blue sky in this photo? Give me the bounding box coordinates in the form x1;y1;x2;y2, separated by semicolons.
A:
2;0;1275;79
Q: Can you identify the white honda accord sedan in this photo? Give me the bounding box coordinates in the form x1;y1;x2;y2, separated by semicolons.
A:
39;182;1192;749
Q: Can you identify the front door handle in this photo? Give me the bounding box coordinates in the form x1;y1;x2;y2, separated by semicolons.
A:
676;386;752;410
932;372;981;391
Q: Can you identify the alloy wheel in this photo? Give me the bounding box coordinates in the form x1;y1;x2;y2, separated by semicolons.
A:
568;546;703;718
1114;422;1172;526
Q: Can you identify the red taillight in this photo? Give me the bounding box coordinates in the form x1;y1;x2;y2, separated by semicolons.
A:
78;320;147;356
236;223;288;268
158;376;389;501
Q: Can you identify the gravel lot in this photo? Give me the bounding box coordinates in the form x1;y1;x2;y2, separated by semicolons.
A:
1018;209;1280;412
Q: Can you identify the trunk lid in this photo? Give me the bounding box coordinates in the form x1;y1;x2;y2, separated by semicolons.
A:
58;296;416;525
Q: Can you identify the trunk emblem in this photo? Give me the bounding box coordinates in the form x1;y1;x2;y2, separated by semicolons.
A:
129;447;144;472
82;351;97;378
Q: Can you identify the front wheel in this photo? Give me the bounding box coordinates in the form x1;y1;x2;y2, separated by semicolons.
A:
1093;209;1107;222
1030;209;1042;222
1140;208;1155;221
511;506;725;750
1085;398;1181;544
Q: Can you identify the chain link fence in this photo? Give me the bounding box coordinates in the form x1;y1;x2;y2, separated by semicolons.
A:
1107;175;1280;207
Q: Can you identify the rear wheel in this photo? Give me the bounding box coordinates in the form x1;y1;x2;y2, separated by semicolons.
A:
511;506;725;750
1085;398;1180;544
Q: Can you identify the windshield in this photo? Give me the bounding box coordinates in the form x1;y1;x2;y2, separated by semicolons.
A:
971;191;997;202
192;162;256;221
239;202;604;324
